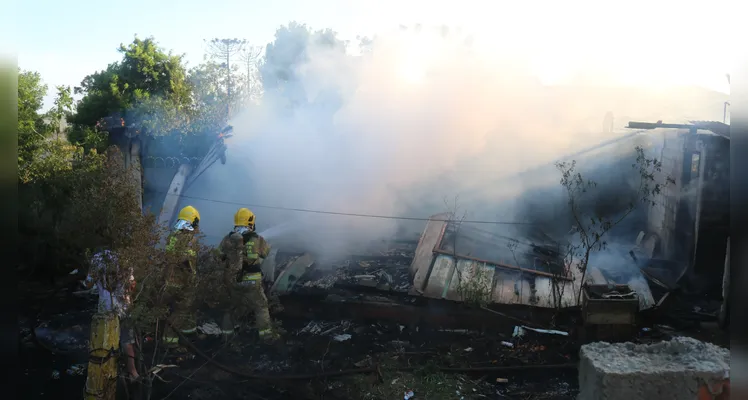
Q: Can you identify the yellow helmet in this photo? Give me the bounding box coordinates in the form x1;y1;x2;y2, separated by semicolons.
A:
234;208;256;228
177;205;201;226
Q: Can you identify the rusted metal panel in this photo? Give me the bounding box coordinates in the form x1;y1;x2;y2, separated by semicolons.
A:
416;251;650;309
444;259;495;302
492;269;520;304
534;278;576;308
410;214;449;293
419;252;582;308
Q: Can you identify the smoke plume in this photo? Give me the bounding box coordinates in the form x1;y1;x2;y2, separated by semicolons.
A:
182;23;727;259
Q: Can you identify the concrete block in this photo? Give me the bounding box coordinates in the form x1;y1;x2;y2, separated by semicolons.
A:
578;337;730;400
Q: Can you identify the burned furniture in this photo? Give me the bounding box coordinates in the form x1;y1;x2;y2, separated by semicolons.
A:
581;284;639;343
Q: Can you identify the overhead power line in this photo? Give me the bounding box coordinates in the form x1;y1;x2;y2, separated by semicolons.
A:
150;190;535;225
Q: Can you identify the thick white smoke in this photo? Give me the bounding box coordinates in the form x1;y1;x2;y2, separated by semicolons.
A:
183;24;727;258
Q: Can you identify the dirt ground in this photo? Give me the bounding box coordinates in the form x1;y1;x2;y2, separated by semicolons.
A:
143;315;579;400
19;273;729;400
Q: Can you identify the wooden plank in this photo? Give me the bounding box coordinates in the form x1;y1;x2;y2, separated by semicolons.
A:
411;214;449;292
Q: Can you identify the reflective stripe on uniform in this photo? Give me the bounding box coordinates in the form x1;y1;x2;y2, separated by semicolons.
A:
167;235;196;257
165;236;178;252
241;272;262;281
245;240;259;260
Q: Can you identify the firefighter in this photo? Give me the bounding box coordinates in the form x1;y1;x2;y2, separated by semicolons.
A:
218;207;278;341
162;205;201;347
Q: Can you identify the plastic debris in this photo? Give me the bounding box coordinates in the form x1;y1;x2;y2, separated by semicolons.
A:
66;364;86;376
464;347;473;352
197;322;222;336
501;341;513;348
51;370;60;379
333;334;352;342
299;321;324;335
69;269;79;275
404;389;415;399
496;378;509;383
513;325;568;337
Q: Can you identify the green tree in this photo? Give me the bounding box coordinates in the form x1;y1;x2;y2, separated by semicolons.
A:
205;38;247;118
71;36;192;135
48;85;73;140
18;69;49;175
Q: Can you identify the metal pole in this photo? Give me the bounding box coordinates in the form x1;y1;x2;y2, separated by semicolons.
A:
724;102;730;124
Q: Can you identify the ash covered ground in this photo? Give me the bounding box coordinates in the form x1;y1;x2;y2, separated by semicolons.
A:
19;238;728;400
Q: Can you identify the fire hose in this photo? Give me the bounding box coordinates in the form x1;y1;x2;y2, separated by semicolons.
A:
169;323;577;381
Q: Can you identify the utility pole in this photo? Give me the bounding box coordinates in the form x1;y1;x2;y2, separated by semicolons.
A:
205;38;247;119
724;73;730;124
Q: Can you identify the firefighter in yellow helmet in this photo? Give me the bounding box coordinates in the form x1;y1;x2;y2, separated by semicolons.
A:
218;207;277;341
162;205;201;347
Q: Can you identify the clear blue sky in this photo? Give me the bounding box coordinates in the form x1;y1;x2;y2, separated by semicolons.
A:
15;0;403;109
15;0;734;110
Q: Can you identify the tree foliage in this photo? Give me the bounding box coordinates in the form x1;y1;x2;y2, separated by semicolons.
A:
18;69;49;173
71;37;192;135
556;146;675;303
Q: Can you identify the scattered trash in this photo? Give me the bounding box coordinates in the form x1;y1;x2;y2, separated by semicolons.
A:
464;347;473;352
299;321;324;335
513;325;568;337
69;269;79;275
404;389;415;400
51;370;60;380
149;364;178;383
354;357;371;367
391;378;399;385
496;378;508;383
66;364;86;376
399;325;405;333
333;334;352;342
512;326;524;337
501;341;513;348
439;329;473;334
655;324;675;331
197;322;222;336
641;327;651;332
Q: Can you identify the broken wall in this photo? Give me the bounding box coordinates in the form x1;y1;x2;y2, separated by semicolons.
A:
646;128;689;261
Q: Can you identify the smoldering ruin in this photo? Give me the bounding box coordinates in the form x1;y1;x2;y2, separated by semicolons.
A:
22;23;732;400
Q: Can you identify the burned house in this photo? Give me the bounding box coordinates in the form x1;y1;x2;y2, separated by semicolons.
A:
266;121;729;319
407;213;655;311
628;121;730;296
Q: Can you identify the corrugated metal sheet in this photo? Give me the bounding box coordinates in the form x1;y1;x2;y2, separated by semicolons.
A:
410;214;656;310
420;254;580;308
